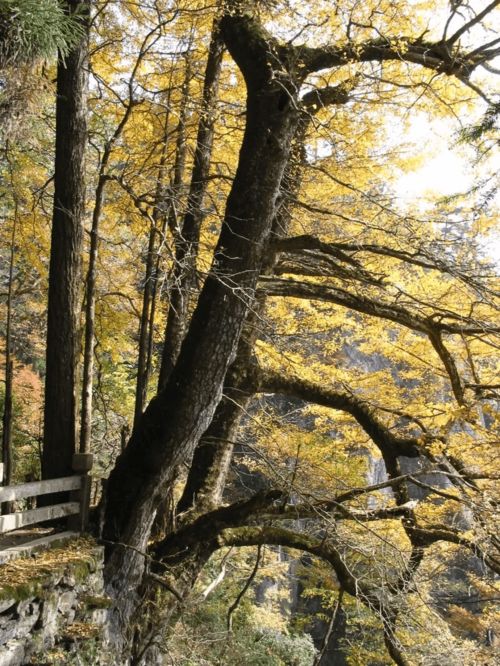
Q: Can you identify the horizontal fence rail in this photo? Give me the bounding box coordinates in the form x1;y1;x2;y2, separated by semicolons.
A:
0;476;82;534
0;453;93;537
0;476;82;505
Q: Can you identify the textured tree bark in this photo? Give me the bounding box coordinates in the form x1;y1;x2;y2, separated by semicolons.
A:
176;356;256;516
1;189;16;501
98;6;497;660
1;360;13;511
176;108;316;517
43;0;89;480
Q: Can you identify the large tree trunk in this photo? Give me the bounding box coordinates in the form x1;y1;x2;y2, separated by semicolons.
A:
177;116;310;516
103;14;301;640
43;0;89;479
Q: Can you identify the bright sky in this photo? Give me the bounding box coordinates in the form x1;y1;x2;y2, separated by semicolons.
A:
396;149;472;202
393;115;471;203
394;113;498;203
392;115;500;265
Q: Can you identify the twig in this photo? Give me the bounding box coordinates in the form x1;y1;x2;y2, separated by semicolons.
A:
227;545;262;632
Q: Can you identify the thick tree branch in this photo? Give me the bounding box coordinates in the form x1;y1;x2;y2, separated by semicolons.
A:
409;524;500;575
257;500;419;523
155;490;283;564
216;525;373;603
256;368;422;458
260;276;497;336
428;331;465;404
273;235;499;296
298;34;495;79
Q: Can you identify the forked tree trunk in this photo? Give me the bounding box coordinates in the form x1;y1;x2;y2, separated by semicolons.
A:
43;0;89;480
177;118;310;516
133;87;173;428
152;27;224;536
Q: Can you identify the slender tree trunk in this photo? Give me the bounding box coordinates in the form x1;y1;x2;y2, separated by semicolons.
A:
312;590;344;666
1;181;16;497
133;93;172;429
1;360;13;518
1;361;13;487
79;186;101;454
133;227;158;429
155;54;192;386
158;24;224;390
43;0;89;479
81;100;137;452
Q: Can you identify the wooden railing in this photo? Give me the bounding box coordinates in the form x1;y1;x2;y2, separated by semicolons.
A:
0;453;93;536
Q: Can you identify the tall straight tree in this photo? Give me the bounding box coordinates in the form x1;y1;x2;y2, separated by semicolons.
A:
42;0;89;480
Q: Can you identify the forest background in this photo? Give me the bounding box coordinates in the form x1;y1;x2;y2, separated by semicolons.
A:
0;1;499;665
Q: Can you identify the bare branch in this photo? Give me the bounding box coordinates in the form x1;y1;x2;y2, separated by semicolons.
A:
445;0;500;47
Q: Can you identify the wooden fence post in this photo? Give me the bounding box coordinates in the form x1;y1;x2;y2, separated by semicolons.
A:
70;453;93;532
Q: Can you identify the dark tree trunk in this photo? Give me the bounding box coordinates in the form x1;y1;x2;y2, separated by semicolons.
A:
177;117;310;517
103;16;301;636
79;181;102;454
2;188;16;498
1;360;13;501
43;0;89;479
133;223;158;430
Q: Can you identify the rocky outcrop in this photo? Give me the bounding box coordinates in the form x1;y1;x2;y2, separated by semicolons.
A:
0;537;111;665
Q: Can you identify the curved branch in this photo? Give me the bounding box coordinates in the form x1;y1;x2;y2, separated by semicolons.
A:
216;525;372;603
260;276;495;403
275;251;381;285
257;500;419;523
428;331;464;404
298;31;496;79
409;524;500;575
256;368;422;459
273;235;499;297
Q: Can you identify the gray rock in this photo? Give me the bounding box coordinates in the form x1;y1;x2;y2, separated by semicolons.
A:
58;590;77;616
0;640;25;666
